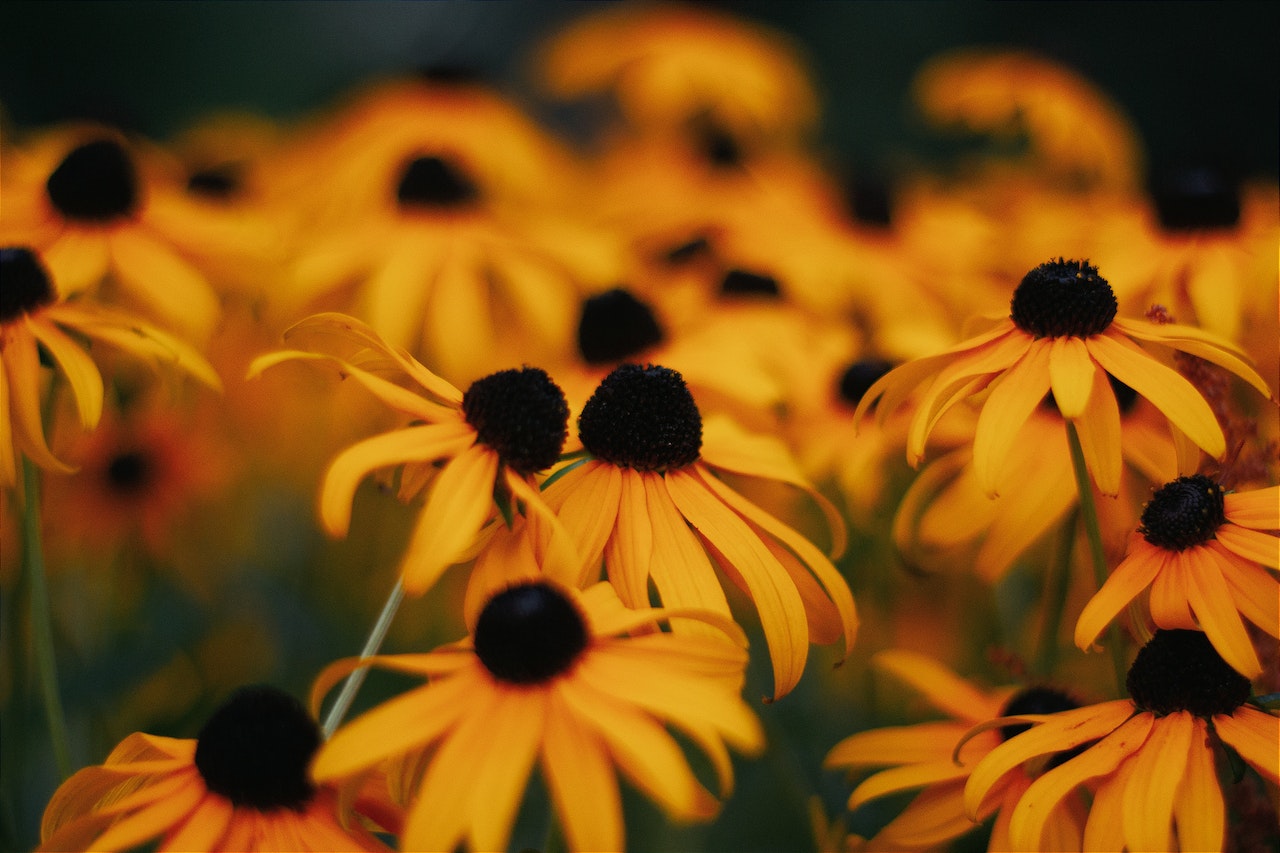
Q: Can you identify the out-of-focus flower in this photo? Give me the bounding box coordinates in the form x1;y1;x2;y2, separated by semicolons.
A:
39;685;393;852
825;650;1086;851
0;246;220;490
249;313;570;597
312;580;763;853
1075;475;1278;679
964;629;1278;852
856;258;1272;497
0;124;224;339
544;363;856;699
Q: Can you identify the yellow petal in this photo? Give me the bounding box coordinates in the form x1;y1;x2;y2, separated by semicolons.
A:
423;247;496;381
1214;524;1279;569
5;325;76;474
972;340;1052;496
1114;317;1273;398
826;721;975;769
848;761;972;810
540;691;623;853
605;468;655;608
1172;716;1225;853
41;229;111;294
308;649;472;716
976;457;1075;583
30;317;102;430
1120;711;1193;853
1081;750;1138;853
1224;486;1280;529
1048;336;1095;417
90;771;206;853
1212;707;1279;784
1072;364;1123;495
0;358;18;488
1216;551;1279;637
398;443;500;596
870;783;976;849
109;227;219;339
361;239;435;359
1087;331;1225;458
319;422;475;536
51;303;222;389
466;690;546;853
1075;542;1166;650
1184;548;1262;678
544;460;622;586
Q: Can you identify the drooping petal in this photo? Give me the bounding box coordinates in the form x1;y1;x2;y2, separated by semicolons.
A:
1148;549;1196;629
0;358;18;488
109;228;220;338
873;650;1004;724
466;689;546;853
29;316;103;430
848;761;972;810
540;690;623;853
1223;486;1280;529
869;782;977;849
605;468;655;608
1216;552;1280;638
1172;716;1225;853
1081;747;1138;853
398;443;500;595
1213;707;1280;784
1120;711;1193;853
5;324;76;473
1047;335;1095;417
1214;524;1280;569
1087;331;1225;458
319;422;475;536
158;792;234;852
1114;316;1273;398
1071;363;1123;496
976;456;1075;582
308;649;472;716
825;722;976;769
51;304;222;390
361;236;436;359
544;461;622;586
1183;547;1262;678
90;771;206;853
972;340;1053;496
1075;542;1166;650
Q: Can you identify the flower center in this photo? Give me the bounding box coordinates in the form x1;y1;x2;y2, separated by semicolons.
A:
473;582;589;685
837;358;896;408
576;288;665;365
193;685;320;811
690;114;743;168
1151;167;1240;232
106;449;153;495
1138;474;1225;550
395;154;480;208
462;367;569;476
1126;629;1250;717
1;247;58;323
844;173;894;229
45;138;140;222
577;363;703;471
719;269;781;299
187;163;244;200
1010;258;1117;338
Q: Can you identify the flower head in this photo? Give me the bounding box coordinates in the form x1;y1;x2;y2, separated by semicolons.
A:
312;580;763;853
39;685;391;852
857;258;1272;497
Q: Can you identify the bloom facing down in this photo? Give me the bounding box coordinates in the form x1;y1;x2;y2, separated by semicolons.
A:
249;312;571;596
963;629;1279;852
1075;474;1279;679
824;650;1086;851
0;245;220;490
543;363;858;699
39;685;392;852
311;580;764;853
856;258;1272;497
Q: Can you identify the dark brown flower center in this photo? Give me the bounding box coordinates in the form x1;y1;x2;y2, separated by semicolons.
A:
577;363;703;472
1010;258;1117;338
576;288;665;365
187;163;244;200
462;367;569;476
1151;167;1241;232
1;247;58;322
105;449;153;495
1126;629;1250;717
1139;474;1225;550
395;154;480;208
837;358;896;408
474;582;589;684
719;268;781;299
194;685;319;811
45;138;140;222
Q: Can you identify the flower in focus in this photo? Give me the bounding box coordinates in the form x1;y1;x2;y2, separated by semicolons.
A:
0;124;224;339
39;685;393;852
1075;474;1279;678
0;245;220;490
312;579;763;853
824;650;1085;851
249;312;570;596
856;258;1272;497
544;362;857;699
964;629;1279;852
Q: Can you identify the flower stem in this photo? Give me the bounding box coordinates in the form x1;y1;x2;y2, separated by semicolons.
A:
1034;508;1078;676
21;455;73;780
321;578;405;738
1063;421;1127;695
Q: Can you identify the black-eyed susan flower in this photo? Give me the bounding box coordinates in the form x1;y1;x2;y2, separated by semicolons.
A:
856;258;1273;497
249;312;570;597
1075;474;1279;679
0;246;220;490
311;580;763;853
964;629;1279;852
0;124;224;340
824;650;1085;851
543;363;857;699
39;685;393;852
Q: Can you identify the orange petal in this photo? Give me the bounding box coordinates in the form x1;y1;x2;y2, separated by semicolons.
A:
873;650;1005;723
605;468;655;608
1212;707;1279;784
1072;364;1123;496
972;341;1052;496
466;690;546;853
1184;548;1262;678
109;228;219;339
1120;711;1193;853
1224;486;1280;529
1048;336;1095;417
90;772;206;853
5;324;75;473
1214;524;1280;569
1113;317;1272;398
540;691;623;853
544;460;622;586
1216;551;1279;637
1172;716;1225;853
158;792;233;852
30;317;102;430
1075;543;1166;650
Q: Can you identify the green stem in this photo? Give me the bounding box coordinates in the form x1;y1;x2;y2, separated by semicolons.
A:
21;455;73;780
321;578;405;738
1034;508;1078;676
1063;421;1127;696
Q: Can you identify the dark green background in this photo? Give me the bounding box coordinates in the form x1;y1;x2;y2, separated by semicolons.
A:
2;1;1277;182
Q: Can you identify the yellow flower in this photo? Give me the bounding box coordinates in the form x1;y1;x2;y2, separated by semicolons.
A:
964;629;1279;852
856;258;1272;497
824;650;1085;851
39;685;392;852
311;579;763;853
0;124;223;339
1076;475;1279;679
544;363;857;699
249;313;570;597
0;246;220;490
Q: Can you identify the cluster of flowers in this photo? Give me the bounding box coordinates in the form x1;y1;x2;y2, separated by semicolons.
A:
2;4;1276;852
